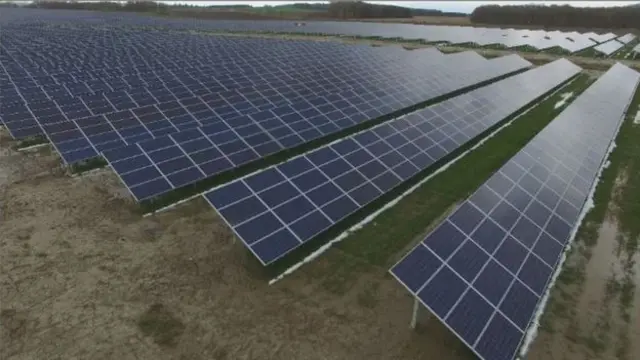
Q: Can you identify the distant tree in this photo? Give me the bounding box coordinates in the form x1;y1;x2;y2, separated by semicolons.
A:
328;1;412;19
471;5;640;29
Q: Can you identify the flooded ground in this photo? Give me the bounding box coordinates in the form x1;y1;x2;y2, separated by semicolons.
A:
0;129;474;360
528;169;640;360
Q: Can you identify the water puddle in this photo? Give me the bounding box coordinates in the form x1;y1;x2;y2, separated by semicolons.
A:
529;216;640;360
554;92;574;109
583;220;625;281
573;217;640;359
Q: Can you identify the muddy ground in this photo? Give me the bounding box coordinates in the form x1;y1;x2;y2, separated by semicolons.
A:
527;167;640;360
0;129;473;360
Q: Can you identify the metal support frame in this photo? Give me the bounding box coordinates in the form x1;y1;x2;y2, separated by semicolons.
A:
410;297;420;329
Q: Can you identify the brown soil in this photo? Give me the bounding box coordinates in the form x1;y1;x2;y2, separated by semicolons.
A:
0;129;473;360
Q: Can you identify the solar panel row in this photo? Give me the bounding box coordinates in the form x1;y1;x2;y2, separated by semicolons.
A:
0;10;612;54
2;34;415;91
593;39;624;56
616;33;637;44
3;36;444;138
102;54;530;201
6;52;422;141
202;59;582;265
390;63;640;360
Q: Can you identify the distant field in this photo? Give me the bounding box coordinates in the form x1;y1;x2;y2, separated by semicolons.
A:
358;16;636;35
358;16;471;26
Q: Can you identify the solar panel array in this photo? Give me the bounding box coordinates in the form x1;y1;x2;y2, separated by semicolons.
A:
594;39;625;56
101;54;532;201
3;28;446;141
616;33;637;44
202;59;581;265
5;19;537;163
390;63;640;360
584;31;617;43
0;8;608;54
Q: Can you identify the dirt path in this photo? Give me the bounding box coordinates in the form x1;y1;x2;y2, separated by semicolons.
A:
0;129;472;360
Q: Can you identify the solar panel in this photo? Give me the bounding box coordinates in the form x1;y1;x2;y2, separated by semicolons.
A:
617;33;636;44
103;55;532;202
4;35;448;140
3;46;444;141
594;39;625;56
390;63;639;360
202;59;582;265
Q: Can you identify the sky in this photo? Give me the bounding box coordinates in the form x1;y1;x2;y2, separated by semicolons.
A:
160;1;636;14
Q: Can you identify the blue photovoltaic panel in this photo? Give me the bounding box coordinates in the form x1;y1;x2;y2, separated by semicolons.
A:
29;48;454;159
202;59;582;265
390;63;640;360
2;36;453;142
0;36;389;139
0;9;604;54
594;39;624;56
103;55;533;201
617;33;636;44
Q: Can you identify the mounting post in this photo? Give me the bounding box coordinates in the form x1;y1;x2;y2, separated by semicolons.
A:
410;297;420;329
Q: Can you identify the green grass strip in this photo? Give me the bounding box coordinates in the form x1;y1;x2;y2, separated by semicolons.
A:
310;74;594;292
335;74;593;266
257;73;593;277
14;135;48;150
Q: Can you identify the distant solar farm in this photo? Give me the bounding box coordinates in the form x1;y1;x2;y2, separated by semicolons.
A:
2;7;640;360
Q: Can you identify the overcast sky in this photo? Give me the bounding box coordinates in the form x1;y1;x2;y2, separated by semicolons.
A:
162;1;635;14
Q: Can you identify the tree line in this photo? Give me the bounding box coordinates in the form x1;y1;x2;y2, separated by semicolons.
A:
26;1;169;13
470;5;640;29
23;1;466;20
327;1;465;19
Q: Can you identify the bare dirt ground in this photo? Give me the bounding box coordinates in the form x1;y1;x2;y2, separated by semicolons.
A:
0;129;473;360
